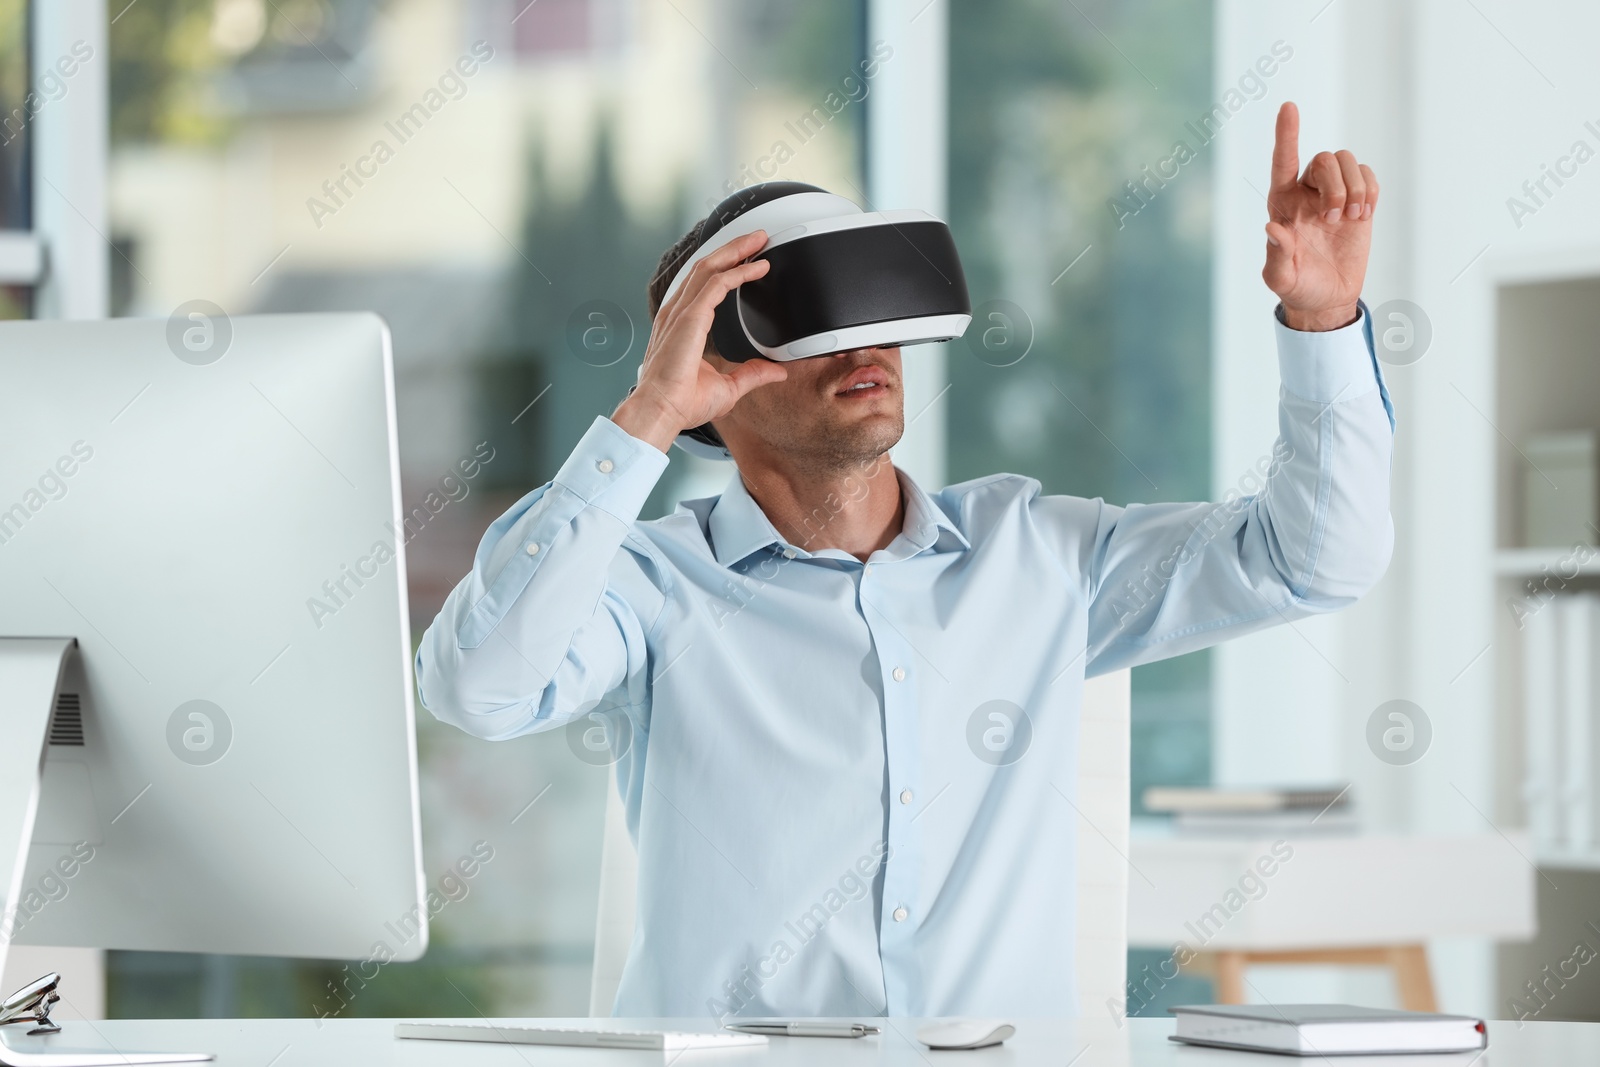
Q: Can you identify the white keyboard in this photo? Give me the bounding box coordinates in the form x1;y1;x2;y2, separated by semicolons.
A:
394;1022;768;1052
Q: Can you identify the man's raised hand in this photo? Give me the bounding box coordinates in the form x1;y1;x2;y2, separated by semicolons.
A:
613;230;788;453
1261;101;1379;332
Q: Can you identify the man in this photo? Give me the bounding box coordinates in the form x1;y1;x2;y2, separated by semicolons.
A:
415;101;1393;1018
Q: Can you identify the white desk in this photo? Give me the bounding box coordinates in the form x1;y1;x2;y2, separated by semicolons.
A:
3;1018;1593;1066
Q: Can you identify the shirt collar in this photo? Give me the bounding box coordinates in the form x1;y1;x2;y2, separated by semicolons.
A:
706;463;971;567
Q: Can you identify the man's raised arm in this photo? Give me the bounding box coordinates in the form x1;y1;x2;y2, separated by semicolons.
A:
415;229;788;739
1037;102;1395;675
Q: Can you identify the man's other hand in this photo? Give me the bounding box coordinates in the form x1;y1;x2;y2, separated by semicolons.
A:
1261;101;1379;332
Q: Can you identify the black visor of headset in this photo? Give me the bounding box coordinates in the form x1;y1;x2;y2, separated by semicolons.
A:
638;182;972;460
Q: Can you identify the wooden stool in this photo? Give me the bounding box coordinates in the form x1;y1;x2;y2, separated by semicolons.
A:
1186;944;1437;1011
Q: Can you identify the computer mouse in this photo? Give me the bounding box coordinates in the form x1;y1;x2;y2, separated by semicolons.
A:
915;1019;1016;1050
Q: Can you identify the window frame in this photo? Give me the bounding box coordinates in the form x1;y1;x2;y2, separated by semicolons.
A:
3;0;108;318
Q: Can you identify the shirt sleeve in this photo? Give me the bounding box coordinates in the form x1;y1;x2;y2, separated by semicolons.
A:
1041;300;1395;678
414;414;671;739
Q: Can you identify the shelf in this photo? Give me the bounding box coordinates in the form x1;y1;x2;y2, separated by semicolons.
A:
1534;849;1600;871
1493;547;1600;578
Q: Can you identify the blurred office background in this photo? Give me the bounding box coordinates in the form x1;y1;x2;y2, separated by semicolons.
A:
3;0;1599;1026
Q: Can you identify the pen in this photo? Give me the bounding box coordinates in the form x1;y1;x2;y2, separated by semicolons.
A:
724;1022;881;1038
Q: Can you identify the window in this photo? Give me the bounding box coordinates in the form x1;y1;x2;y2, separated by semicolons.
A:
943;0;1215;1013
946;0;1214;810
102;0;1215;1021
105;0;867;1019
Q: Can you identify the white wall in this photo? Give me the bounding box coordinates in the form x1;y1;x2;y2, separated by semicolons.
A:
1212;0;1355;793
1213;0;1600;1017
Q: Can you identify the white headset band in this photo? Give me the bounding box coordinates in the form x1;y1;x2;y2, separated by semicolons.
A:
660;192;860;306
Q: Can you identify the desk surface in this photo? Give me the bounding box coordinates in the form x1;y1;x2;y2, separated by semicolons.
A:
3;1017;1591;1065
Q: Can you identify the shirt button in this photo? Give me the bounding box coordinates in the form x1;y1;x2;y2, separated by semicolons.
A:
597;458;615;474
892;666;906;682
863;563;873;575
892;906;908;922
525;542;540;555
782;548;797;559
899;789;913;805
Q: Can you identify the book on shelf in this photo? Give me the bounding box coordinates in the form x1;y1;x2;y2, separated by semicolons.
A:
1173;809;1359;835
1560;594;1594;851
1521;590;1600;854
1142;785;1350;815
1523;596;1563;847
1521;430;1596;549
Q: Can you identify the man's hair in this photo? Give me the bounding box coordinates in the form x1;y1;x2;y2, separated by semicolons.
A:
646;222;706;322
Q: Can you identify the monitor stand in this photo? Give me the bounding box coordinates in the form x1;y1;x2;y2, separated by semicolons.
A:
0;639;212;1066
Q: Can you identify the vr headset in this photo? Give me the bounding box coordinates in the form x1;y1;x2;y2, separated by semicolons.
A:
642;181;971;460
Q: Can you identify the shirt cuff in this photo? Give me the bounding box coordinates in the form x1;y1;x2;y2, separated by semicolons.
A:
552;414;670;523
1273;301;1375;404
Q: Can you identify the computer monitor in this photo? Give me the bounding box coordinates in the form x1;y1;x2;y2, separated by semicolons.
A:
0;313;427;974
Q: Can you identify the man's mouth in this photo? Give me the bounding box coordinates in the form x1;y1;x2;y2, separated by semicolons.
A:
834;367;890;398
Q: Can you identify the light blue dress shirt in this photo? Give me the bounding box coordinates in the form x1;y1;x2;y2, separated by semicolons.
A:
416;304;1395;1019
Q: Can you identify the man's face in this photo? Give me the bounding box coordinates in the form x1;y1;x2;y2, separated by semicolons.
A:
710;345;904;473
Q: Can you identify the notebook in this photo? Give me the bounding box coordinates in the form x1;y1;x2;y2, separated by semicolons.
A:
1169;1004;1488;1056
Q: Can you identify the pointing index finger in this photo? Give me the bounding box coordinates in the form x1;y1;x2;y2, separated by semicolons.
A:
1271;101;1300;191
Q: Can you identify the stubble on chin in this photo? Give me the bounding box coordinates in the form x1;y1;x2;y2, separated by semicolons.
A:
784;407;904;477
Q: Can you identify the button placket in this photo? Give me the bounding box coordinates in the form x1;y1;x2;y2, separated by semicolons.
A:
865;580;923;1016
